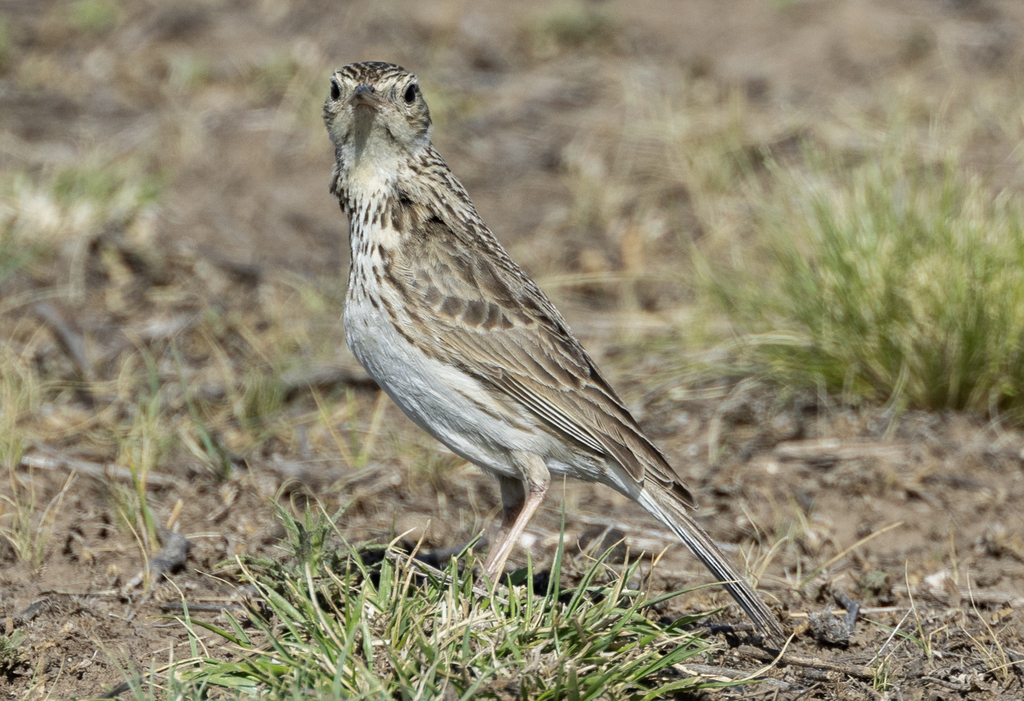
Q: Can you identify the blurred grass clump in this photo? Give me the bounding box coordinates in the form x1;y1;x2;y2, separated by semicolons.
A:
0;14;11;72
245;53;300;107
51;164;163;208
0;163;161;277
525;2;618;59
707;148;1024;420
66;0;121;34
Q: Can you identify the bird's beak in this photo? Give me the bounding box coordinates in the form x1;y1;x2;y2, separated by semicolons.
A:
350;85;386;110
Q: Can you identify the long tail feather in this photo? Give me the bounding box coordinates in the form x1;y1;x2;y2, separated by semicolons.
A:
637;487;785;646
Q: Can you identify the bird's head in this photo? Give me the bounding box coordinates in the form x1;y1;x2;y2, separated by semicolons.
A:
323;61;432;174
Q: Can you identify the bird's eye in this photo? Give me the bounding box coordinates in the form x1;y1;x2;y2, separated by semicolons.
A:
403;84;418;104
330;78;341;101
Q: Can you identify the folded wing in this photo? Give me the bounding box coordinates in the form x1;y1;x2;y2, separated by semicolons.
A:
387;211;696;508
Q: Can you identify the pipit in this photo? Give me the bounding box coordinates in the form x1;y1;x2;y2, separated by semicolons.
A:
323;61;785;644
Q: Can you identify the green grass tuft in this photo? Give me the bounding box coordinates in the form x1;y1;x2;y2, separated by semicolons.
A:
154;507;730;700
0;630;26;672
706;148;1024;421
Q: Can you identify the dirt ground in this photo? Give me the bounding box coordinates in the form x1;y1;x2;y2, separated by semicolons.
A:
4;0;1024;698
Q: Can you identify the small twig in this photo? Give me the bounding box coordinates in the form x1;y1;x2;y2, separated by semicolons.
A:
267;456;345;490
774;438;905;465
673;663;791;689
734;645;875;680
22;445;181;490
921;676;973;692
788;606;909;618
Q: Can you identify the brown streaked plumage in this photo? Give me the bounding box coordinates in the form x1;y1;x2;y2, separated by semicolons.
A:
323;61;785;645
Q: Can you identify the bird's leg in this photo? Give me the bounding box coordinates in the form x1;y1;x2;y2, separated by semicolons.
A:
490;475;525;550
483;453;550;581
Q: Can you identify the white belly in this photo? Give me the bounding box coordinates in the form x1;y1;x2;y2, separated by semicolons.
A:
344;289;561;480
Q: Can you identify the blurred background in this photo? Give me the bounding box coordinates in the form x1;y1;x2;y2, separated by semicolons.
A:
4;1;1024;695
5;0;1024;473
6;0;1024;406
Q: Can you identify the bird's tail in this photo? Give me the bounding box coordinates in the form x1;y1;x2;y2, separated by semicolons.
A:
637;486;785;646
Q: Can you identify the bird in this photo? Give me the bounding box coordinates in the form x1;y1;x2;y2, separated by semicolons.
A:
322;60;785;645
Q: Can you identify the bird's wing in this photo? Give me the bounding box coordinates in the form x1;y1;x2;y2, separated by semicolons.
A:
387;213;696;508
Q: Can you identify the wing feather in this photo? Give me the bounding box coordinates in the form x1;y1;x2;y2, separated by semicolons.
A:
389;211;696;508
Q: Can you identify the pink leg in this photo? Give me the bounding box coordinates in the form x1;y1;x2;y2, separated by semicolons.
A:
483;453;550;581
